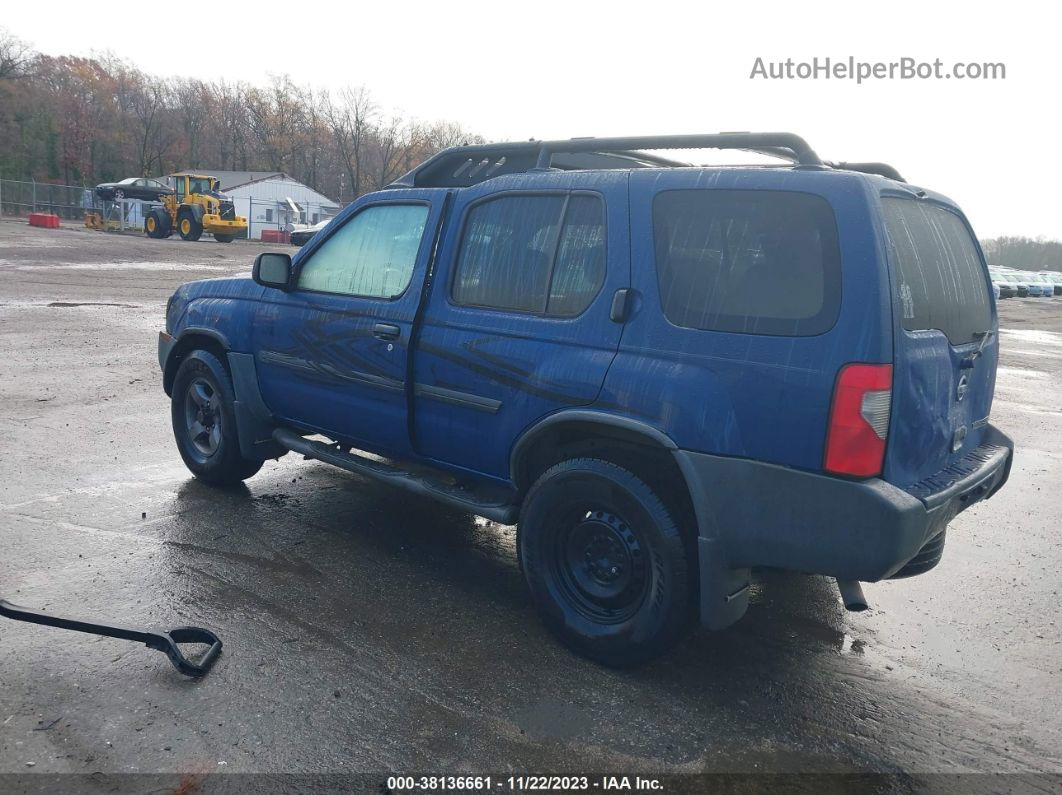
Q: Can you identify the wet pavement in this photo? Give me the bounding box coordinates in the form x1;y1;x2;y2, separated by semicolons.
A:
0;220;1060;783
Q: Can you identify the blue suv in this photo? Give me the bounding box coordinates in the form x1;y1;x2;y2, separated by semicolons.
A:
159;133;1013;665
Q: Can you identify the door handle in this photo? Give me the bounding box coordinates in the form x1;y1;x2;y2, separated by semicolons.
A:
373;322;401;341
610;288;633;323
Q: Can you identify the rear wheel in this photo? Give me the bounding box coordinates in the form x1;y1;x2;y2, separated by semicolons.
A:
213;233;234;243
171;350;262;485
518;458;695;666
144;209;170;239
177;210;203;241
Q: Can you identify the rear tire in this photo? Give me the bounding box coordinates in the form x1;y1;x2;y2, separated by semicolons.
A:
177;210;203;241
213;234;234;243
171;350;263;485
145;209;170;239
518;458;694;666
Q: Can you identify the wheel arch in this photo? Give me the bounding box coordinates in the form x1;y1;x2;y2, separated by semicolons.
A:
163;328;231;396
510;410;688;504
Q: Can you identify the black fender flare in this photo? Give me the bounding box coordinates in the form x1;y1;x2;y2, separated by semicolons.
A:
509;408;750;631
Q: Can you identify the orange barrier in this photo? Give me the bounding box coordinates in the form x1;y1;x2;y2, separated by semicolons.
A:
28;212;61;229
260;229;290;244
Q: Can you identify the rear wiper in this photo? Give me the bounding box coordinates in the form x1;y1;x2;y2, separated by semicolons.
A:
961;330;995;368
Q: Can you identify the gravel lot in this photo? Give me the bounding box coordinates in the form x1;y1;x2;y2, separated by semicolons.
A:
1;219;1060;789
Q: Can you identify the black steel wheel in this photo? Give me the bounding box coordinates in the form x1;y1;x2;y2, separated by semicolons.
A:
171;350;262;485
519;458;694;666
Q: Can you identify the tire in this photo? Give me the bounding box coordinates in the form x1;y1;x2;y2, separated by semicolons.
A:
177;209;203;241
213;234;234;243
113;189;124;200
171;350;263;485
518;458;694;666
145;209;170;239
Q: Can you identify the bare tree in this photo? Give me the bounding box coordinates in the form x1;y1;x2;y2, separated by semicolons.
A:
325;86;377;201
0;28;34;80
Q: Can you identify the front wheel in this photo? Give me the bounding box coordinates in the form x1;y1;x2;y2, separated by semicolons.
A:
518;458;695;666
171;350;262;485
213;234;234;243
177;211;203;241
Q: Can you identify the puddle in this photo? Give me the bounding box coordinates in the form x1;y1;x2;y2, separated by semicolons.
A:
3;260;231;271
47;302;137;309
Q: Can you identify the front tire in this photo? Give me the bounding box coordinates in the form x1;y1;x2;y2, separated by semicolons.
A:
213;233;234;243
171;350;262;485
177;210;203;241
518;458;694;666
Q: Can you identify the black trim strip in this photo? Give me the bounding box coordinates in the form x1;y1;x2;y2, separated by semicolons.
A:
260;350;404;393
414;383;502;414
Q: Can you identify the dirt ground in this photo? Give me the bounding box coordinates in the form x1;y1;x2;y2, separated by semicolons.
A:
0;219;1060;790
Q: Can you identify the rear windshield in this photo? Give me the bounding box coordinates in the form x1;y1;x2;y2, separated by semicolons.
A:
653;190;841;336
883;198;992;345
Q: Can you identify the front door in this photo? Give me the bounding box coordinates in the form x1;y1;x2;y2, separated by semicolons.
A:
254;191;443;457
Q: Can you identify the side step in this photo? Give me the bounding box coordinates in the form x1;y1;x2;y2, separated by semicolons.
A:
271;428;519;525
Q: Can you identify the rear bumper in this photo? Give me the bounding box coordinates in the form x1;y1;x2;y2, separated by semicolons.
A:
678;424;1013;585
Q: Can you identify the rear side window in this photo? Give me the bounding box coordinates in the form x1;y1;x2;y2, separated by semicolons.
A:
882;199;992;345
653;190;841;336
453;193;606;315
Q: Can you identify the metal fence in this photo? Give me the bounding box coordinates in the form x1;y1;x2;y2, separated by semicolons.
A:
0;178;342;241
0;178;103;219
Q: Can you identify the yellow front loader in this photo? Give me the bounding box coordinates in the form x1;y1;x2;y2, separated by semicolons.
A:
144;174;247;243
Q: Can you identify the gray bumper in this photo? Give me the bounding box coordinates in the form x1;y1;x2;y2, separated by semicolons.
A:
677;425;1013;628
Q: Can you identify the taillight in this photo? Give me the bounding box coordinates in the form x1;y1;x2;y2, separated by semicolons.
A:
824;363;893;477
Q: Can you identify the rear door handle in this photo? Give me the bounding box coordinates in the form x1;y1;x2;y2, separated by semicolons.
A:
373;323;401;341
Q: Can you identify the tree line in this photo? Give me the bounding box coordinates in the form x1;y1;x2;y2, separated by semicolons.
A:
980;236;1062;273
0;27;481;202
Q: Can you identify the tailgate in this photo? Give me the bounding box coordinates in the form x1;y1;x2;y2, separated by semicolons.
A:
879;194;999;489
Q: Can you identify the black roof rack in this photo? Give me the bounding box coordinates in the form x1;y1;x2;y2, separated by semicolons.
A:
388;133;905;188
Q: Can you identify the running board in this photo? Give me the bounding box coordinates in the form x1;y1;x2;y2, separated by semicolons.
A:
271;428;519;524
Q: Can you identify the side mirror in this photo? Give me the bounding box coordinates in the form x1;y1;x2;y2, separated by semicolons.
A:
253;252;293;290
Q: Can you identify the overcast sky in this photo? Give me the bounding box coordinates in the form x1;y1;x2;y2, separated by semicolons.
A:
6;0;1058;238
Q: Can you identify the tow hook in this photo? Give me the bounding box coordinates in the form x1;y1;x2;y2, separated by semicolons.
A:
836;579;869;612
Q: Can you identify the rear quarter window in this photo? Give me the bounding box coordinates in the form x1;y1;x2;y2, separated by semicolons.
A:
882;198;992;345
653;190;841;336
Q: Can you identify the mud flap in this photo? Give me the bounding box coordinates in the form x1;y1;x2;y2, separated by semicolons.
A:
698;536;751;630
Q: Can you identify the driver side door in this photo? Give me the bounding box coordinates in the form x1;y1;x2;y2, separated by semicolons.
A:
253;192;443;457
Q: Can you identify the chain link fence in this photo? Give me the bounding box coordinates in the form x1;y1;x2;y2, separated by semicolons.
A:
0;178;103;219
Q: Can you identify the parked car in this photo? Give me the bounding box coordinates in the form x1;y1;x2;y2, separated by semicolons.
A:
1019;272;1047;297
95;177;172;203
1001;272;1031;297
290;218;333;247
158;133;1012;664
989;270;1016;299
1043;271;1062;296
1028;271;1056;297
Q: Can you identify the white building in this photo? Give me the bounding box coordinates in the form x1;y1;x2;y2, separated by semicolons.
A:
169;171;341;240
